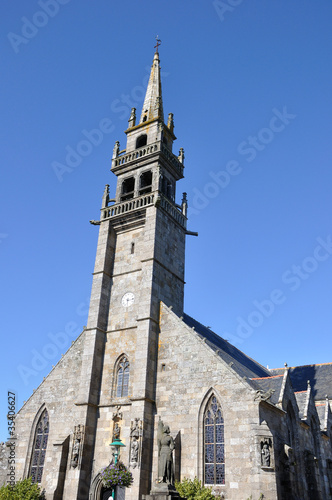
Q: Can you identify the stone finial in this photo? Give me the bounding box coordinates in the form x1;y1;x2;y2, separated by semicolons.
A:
181;192;188;217
307;380;311;389
167;113;174;133
284;362;288;367
112;141;120;159
102;184;110;209
128;107;136;128
102;184;110;208
178;147;185;164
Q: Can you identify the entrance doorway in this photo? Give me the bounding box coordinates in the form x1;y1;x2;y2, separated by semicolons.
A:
101;487;125;500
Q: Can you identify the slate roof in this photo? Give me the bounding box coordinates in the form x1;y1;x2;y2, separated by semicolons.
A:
181;314;332;409
270;363;332;401
182;313;270;381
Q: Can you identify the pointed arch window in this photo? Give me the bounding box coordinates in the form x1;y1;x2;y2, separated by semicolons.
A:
30;409;49;483
116;356;130;397
204;396;225;485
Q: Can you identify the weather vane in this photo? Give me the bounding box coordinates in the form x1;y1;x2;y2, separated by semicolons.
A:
154;36;161;53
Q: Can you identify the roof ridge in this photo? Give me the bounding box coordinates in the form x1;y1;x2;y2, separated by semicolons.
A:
183;312;270;375
271;362;332;371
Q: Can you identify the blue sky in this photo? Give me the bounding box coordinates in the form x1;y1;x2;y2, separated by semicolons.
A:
1;1;332;441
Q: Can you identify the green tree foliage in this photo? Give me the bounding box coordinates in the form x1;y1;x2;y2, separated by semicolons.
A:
0;478;43;500
175;477;218;500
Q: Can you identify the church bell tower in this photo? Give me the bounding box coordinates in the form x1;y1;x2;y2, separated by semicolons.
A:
77;46;188;498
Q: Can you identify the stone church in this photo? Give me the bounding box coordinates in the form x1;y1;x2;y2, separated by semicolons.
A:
6;48;332;499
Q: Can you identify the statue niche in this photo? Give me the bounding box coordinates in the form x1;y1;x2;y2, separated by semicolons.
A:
70;424;84;469
129;418;143;469
260;437;273;468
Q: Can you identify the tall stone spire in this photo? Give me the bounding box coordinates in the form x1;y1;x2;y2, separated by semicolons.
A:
139;49;164;124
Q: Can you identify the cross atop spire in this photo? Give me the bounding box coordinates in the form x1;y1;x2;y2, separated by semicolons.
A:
154;36;161;53
139;45;164;123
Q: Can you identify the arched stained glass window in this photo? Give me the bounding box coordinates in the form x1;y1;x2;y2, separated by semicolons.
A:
30;409;49;483
204;396;225;485
116;356;130;397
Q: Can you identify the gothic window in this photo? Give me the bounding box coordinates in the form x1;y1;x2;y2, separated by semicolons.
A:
121;177;135;201
139;171;152;195
116;356;130;398
204;395;225;485
30;409;49;483
286;403;296;448
136;134;147;148
311;417;321;459
327;460;332;497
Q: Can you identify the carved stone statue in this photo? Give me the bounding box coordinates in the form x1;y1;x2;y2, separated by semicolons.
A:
71;439;80;468
112;405;123;421
131;418;140;439
260;437;273;468
261;442;270;467
129;418;142;469
157;419;175;485
113;422;120;440
130;437;139;463
71;424;84;468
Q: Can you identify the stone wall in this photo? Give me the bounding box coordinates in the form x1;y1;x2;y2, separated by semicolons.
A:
156;303;278;500
14;330;86;499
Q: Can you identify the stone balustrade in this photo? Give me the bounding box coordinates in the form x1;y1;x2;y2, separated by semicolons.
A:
101;192;187;229
111;141;184;178
102;193;155;218
159;195;187;228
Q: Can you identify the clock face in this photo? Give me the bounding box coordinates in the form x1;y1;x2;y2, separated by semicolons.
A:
121;292;135;307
